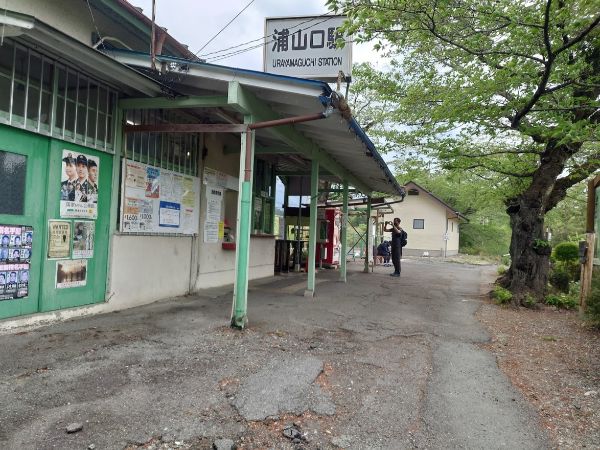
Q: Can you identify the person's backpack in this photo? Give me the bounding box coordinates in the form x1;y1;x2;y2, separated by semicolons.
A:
400;230;408;247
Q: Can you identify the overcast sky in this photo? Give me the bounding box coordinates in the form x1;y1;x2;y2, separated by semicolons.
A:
128;0;383;70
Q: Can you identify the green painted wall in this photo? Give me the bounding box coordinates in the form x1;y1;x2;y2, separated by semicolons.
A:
0;124;113;319
0;126;49;319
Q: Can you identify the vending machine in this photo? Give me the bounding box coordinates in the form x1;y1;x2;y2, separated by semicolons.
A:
320;207;341;266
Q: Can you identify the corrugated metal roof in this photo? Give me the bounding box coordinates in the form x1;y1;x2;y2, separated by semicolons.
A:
107;49;404;196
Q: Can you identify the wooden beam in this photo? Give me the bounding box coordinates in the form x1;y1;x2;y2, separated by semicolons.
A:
587;176;600;232
118;95;229;110
255;147;299;155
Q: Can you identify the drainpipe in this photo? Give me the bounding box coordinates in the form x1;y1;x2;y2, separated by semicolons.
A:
231;111;329;328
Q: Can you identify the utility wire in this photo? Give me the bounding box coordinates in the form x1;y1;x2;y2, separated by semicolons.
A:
194;0;257;55
85;0;104;46
198;12;336;58
205;15;340;63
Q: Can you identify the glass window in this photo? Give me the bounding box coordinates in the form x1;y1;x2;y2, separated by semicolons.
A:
413;219;424;229
252;159;275;234
0;151;27;215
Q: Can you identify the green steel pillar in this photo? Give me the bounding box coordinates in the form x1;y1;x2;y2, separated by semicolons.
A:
231;121;254;328
304;159;319;297
364;196;372;273
340;181;349;282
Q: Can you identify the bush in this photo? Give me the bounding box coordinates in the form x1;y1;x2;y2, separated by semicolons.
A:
501;254;511;266
545;293;578;309
549;270;570;293
523;293;537;308
553;242;579;262
492;285;512;304
497;265;507;275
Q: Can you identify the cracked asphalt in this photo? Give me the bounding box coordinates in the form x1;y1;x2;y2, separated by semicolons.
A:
0;259;550;449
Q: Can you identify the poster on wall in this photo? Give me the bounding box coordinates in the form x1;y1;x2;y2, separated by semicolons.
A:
122;197;154;232
73;221;95;259
121;160;200;234
145;167;160;198
159;201;180;228
203;167;238;191
204;186;223;243
56;259;87;289
60;150;99;219
0;224;32;301
48;220;71;259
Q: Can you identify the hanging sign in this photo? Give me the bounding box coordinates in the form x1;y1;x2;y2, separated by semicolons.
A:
264;15;351;80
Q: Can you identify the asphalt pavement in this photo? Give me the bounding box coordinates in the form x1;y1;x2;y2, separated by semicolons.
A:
0;259;550;449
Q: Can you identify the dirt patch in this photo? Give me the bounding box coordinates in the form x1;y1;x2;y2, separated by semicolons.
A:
477;301;600;449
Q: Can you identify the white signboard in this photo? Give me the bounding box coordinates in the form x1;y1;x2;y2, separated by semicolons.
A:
120;160;200;235
264;15;351;80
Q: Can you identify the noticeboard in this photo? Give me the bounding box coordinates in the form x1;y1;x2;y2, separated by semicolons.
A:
264;15;351;80
120;160;200;234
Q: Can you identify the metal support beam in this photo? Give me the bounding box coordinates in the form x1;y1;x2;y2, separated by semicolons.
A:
118;95;229;110
254;147;299;155
228;81;372;195
231;118;254;329
124;123;246;133
305;159;319;297
340;181;349;283
364;197;372;273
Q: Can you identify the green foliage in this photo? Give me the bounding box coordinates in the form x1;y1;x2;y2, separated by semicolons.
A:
545;293;578;310
497;265;507;275
523;294;537;308
549;270;571;293
545;182;587;243
553;242;579;262
492;285;513;304
460;222;511;257
330;0;600;296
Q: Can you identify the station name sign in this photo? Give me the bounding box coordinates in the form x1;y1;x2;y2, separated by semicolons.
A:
264;15;352;81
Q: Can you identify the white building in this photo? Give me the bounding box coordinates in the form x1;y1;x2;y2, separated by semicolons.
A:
381;182;467;257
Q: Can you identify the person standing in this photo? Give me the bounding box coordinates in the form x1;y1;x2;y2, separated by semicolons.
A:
61;153;78;201
74;154;90;203
384;217;407;277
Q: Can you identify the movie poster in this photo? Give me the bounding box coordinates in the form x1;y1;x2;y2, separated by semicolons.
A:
72;221;95;259
56;259;87;289
0;224;32;300
48;220;71;259
60;150;99;219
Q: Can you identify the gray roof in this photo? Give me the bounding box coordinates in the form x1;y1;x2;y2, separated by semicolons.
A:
107;49;403;196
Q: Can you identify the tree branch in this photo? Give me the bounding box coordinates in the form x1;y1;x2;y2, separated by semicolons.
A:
554;13;600;56
510;0;555;128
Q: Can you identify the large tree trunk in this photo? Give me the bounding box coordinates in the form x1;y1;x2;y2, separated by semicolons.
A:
502;199;551;304
500;141;580;304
